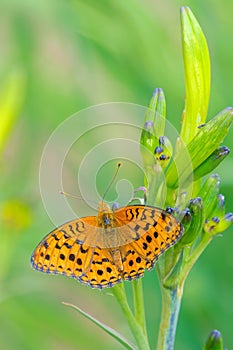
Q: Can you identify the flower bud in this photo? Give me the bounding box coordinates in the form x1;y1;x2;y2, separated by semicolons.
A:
179;197;204;246
203;329;223;350
204;213;233;235
154;136;173;169
193;146;230;181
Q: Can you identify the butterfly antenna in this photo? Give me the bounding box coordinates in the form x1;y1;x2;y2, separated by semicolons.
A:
102;162;122;202
60;191;98;206
60;191;83;200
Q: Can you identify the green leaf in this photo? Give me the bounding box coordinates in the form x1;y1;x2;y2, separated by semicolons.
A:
62;302;136;350
203;330;224;350
143;88;166;138
187;108;233;168
140;121;157;167
193;146;230;181
198;174;220;219
166;108;233;188
140;89;173;206
180;6;211;144
211;194;225;218
140;88;167;167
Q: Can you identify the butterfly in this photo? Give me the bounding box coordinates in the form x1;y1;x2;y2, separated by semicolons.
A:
31;201;183;289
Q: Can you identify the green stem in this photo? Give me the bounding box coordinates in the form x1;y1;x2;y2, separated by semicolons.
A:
147;169;164;207
156;285;183;350
156;233;212;350
112;283;150;350
180;233;212;285
132;279;148;337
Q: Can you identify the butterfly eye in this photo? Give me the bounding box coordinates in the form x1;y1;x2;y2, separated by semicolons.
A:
103;216;110;225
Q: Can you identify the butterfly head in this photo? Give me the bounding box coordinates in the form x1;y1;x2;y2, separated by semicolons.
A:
97;201;114;229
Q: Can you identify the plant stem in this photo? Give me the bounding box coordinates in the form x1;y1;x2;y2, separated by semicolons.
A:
112;283;150;350
147;168;164;207
156;234;212;350
180;233;212;285
156;285;183;350
132;279;148;337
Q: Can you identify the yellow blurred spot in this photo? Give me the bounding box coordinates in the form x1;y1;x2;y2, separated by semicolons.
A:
0;200;31;230
0;68;25;154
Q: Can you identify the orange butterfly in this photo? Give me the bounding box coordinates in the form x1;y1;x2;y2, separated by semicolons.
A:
31;201;183;289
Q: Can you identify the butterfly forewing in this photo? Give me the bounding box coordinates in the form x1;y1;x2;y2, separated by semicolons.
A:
113;205;182;281
114;205;182;248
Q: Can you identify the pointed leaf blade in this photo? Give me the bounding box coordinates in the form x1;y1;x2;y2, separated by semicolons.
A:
62;302;136;350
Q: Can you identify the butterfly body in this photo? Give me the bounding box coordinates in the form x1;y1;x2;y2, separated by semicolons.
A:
31;203;183;289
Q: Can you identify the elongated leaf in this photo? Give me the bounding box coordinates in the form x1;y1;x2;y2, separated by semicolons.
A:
178;197;204;247
140;88;167;168
198;174;220;219
62;302;136;350
166;108;233;188
180;6;210;144
193;146;230;181
186;108;233;168
146;88;166;138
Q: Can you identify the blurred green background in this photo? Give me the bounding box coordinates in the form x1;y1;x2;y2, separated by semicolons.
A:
1;0;233;349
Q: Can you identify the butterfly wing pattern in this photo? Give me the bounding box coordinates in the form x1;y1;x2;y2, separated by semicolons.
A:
31;204;183;289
